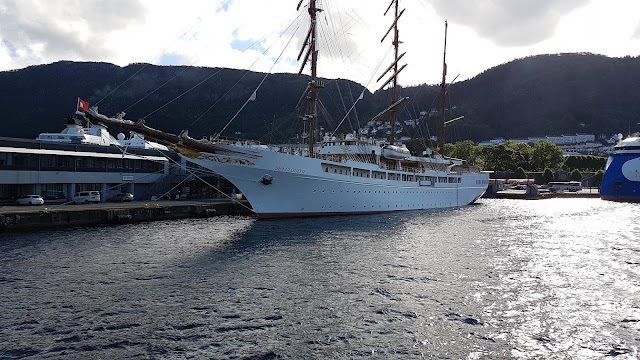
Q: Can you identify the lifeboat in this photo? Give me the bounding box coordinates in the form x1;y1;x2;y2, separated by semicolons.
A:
382;145;411;159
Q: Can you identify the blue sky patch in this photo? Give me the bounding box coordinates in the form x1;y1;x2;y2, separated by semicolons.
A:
217;0;233;13
230;38;266;53
2;39;17;58
158;52;188;66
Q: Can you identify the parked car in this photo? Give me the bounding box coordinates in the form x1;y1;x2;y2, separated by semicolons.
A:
108;192;134;202
73;191;101;204
16;195;44;205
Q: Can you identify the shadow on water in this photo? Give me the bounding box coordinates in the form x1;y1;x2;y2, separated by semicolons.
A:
212;206;469;252
1;203;504;359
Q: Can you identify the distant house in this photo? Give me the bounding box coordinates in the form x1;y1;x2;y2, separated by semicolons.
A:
528;137;547;144
576;133;595;143
477;132;618;155
478;137;506;146
546;135;566;145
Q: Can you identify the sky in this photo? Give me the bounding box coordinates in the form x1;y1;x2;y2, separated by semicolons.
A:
1;0;640;89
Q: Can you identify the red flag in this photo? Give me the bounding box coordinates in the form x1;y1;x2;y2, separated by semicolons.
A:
77;98;89;111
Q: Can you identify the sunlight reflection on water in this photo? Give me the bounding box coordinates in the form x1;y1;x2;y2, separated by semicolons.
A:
486;199;640;359
0;199;638;359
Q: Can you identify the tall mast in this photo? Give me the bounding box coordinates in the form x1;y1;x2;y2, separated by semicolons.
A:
439;20;448;155
391;1;399;145
376;0;407;146
297;0;322;156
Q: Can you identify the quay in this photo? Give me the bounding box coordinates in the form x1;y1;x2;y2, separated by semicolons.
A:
0;199;254;232
485;187;600;200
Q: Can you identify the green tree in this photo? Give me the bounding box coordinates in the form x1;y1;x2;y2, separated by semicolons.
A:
531;141;564;171
595;170;604;186
445;140;480;165
570;168;582;181
405;139;428;156
507;142;533;170
592;156;607;171
443;143;456;157
479;144;518;171
453;140;476;161
566;156;577;170
543;168;555;184
563;155;607;171
577;156;588;170
514;166;526;179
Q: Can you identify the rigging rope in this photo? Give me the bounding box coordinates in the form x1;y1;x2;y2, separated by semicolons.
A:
330;44;391;136
212;22;301;140
122;55;199;113
143;67;225;119
187;11;305;131
119;141;255;213
94;18;203;107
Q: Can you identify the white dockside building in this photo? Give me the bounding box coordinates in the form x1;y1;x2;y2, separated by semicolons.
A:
0;117;185;203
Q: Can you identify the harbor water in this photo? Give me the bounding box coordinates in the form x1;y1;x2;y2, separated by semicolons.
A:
1;198;639;359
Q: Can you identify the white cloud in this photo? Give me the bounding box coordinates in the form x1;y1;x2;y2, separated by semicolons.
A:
0;0;639;88
428;0;588;47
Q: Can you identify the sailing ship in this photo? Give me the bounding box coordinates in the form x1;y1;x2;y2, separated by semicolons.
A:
83;0;489;218
600;134;640;202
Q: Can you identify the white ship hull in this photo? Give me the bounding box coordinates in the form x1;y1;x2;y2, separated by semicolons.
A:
178;144;488;218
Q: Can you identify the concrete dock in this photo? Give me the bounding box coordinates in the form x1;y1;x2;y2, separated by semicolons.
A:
0;199;254;232
487;187;601;200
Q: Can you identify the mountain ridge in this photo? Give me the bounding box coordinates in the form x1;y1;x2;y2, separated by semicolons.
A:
1;53;638;143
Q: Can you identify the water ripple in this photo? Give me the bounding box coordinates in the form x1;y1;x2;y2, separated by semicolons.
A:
1;200;638;358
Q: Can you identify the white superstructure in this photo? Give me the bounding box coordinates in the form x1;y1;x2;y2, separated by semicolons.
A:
36;116;168;150
37;120;119;146
174;137;489;218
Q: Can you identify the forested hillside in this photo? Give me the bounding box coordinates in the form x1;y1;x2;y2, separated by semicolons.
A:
445;53;640;141
1;53;638;142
